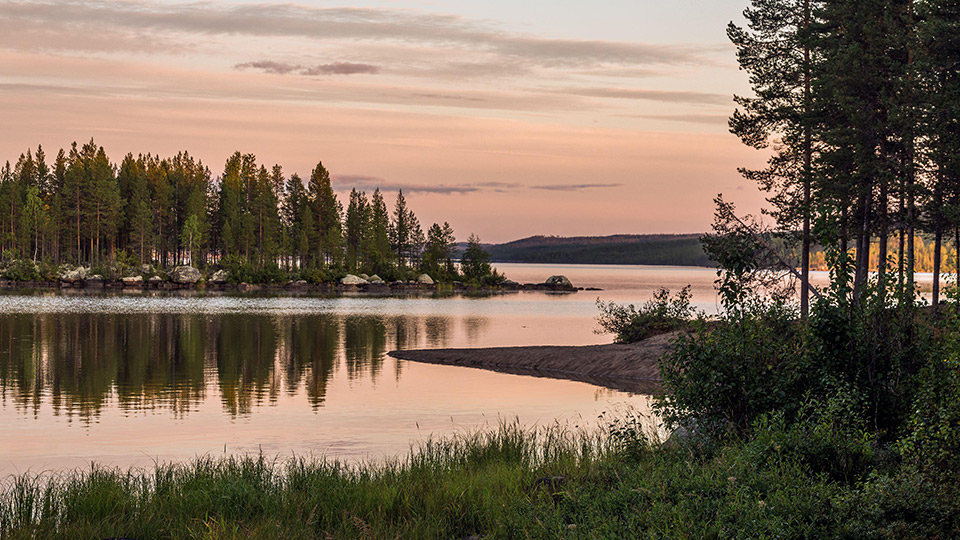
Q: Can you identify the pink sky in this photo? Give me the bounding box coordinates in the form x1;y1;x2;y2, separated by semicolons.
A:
0;0;770;243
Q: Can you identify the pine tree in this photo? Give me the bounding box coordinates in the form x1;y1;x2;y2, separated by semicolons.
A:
308;161;341;267
344;189;370;273
421;222;457;281
460;233;494;284
369;188;392;275
729;0;819;316
391;190;411;268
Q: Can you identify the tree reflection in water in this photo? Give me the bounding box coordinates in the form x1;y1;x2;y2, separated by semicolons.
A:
0;312;455;420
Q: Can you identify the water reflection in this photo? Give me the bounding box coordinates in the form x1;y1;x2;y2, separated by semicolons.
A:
0;312;458;420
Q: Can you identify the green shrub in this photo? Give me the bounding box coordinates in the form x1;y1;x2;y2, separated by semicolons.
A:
2;259;40;281
595;285;699;343
656;297;807;437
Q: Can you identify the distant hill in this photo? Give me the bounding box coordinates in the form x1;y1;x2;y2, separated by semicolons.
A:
468;234;714;267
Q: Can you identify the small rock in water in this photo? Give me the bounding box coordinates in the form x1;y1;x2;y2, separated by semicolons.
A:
544;275;573;289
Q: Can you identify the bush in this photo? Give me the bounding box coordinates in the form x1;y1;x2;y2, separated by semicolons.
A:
656;297;807;437
595;285;699;343
1;259;40;281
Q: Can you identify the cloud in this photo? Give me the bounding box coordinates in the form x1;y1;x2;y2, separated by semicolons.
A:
0;1;716;68
561;87;730;105
332;175;524;195
531;183;622;191
411;92;486;103
626;113;730;125
235;61;381;76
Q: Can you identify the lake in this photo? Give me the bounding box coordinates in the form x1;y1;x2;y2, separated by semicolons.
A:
0;263;936;473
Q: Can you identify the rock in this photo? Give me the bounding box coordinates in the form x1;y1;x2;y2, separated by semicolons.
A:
84;274;104;287
209;269;230;284
147;275;163;283
59;266;89;283
417;274;435;285
285;280;308;288
502;279;520;289
359;273;370;280
390;280;405;288
121;275;143;285
341;274;368;285
368;274;384;283
170;266;202;284
545;275;573;289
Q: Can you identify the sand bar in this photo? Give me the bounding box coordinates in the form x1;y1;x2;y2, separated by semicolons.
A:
387;332;678;394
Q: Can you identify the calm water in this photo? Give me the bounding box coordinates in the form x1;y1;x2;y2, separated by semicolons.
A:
0;263;935;473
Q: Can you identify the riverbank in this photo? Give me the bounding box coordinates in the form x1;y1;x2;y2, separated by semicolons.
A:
388;332;676;394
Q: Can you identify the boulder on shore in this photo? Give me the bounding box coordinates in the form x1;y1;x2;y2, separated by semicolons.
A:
545;275;573;289
84;274;104;287
170;266;202;284
341;274;368;285
59;266;89;283
147;275;163;284
368;274;384;284
209;269;230;284
417;274;435;285
121;275;143;285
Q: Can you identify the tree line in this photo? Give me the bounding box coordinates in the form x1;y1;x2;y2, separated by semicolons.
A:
730;0;960;314
0;141;498;284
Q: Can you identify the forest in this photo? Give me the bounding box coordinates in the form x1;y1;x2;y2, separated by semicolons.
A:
0;144;498;285
727;0;960;313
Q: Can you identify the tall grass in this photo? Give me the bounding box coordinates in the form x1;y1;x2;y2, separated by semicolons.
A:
0;422;619;539
2;415;945;539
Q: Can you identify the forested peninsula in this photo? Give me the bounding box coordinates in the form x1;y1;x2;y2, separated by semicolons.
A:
0;143;513;290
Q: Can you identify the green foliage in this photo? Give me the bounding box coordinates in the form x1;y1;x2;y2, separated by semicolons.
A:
460;233;494;284
420;221;457;282
657;297;806;437
595;286;698;344
1;259;40;281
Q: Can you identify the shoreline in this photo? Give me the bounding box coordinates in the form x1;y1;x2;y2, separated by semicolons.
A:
388;331;676;394
0;279;593;295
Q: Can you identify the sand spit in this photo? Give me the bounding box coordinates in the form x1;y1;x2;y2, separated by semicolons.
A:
387;332;678;394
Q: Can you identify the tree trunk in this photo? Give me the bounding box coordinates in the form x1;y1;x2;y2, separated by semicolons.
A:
878;181;888;300
933;225;942;314
801;0;812;319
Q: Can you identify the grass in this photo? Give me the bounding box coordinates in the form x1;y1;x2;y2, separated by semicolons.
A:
0;417;955;539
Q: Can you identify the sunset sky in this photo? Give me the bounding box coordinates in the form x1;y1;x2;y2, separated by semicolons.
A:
0;0;770;242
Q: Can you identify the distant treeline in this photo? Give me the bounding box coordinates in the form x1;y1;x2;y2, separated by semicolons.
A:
478;233;960;274
480;234;715;267
0;139;497;284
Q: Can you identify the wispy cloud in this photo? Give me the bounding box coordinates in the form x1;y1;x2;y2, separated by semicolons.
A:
561;87;730;105
0;1;715;68
626;113;730;125
332;175;524;195
531;183;622;191
235;61;381;76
